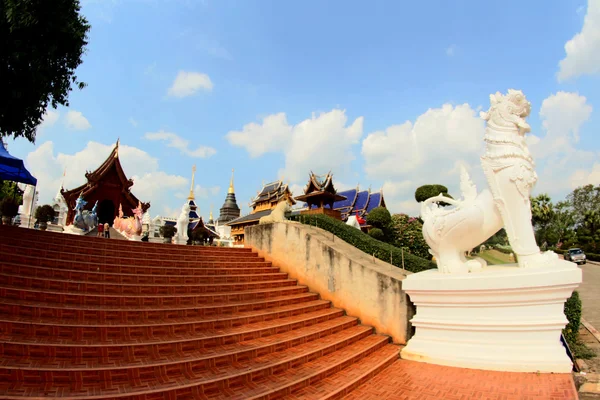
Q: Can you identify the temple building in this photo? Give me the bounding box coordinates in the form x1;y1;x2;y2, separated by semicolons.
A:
294;171;347;220
217;169;240;224
296;182;387;228
226;179;296;243
60;140;150;226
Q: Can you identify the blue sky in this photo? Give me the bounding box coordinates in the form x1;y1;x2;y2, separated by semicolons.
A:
6;0;600;218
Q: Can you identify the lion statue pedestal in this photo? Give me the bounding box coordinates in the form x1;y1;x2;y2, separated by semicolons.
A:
400;89;581;373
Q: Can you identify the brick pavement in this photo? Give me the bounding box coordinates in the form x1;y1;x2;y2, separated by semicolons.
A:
343;359;578;400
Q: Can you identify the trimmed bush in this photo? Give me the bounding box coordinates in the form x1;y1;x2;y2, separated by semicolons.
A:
563;291;581;345
159;225;177;239
368;228;384;240
291;214;436;273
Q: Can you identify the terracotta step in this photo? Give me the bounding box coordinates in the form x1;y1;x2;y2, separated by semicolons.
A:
0;306;343;344
0;324;377;399
0;273;297;296
1;316;358;372
211;341;397;400
0;299;333;341
0;292;321;322
1;251;270;269
0;255;272;276
0;262;281;284
0;284;310;307
0;242;262;263
280;344;399;400
0;227;252;253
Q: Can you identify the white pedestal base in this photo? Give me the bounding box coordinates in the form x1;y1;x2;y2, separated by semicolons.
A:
172;236;188;245
400;260;581;373
63;225;88;235
47;224;64;233
19;215;34;229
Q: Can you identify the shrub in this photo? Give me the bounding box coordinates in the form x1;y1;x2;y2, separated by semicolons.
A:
563;291;581;345
291;214;436;273
35;204;55;223
0;198;19;218
391;214;431;260
368;228;384;240
160;225;177;239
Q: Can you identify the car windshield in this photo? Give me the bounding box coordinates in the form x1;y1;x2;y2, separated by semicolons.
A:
570;249;583;254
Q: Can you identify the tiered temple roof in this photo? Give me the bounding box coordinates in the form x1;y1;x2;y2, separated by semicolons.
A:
227;179;295;230
250;180;296;210
294;172;346;219
60;140;150;225
303;185;386;223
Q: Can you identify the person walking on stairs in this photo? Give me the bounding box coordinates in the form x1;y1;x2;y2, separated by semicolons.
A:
104;222;110;239
97;222;104;238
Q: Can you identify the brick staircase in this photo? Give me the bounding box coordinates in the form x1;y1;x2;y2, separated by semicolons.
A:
0;225;400;399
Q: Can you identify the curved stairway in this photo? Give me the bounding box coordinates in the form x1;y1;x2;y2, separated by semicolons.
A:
0;225;400;399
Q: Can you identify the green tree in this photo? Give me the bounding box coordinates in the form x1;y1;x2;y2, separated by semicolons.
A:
567;184;600;226
530;194;554;246
0;180;23;204
548;201;575;247
1;0;91;143
414;184;453;205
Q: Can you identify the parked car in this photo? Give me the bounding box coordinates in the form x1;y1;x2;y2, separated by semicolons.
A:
564;248;586;265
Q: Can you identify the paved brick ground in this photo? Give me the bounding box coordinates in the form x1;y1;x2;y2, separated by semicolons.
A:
344;359;578;400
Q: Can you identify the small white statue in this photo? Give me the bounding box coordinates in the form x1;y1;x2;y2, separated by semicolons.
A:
259;201;291;224
176;203;190;243
421;89;558;274
346;215;361;230
20;185;36;216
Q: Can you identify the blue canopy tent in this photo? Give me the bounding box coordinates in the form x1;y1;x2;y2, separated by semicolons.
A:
0;141;37;227
0;141;37;186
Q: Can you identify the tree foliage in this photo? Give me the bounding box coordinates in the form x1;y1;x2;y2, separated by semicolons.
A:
390;213;430;259
414;184;453;205
366;206;393;242
34;204;55;223
1;0;91;143
0;180;23;204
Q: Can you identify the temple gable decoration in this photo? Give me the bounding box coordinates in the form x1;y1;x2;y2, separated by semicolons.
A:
60;140;150;226
294;171;346;219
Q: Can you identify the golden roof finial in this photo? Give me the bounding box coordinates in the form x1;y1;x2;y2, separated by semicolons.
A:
114;138;120;158
228;168;235;194
188;164;196;200
209;203;214;220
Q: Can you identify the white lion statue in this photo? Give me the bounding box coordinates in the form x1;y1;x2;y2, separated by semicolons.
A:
421;89;558;274
259;201;292;224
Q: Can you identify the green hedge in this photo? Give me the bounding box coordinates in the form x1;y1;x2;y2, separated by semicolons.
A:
291;214;436;273
563;291;581;345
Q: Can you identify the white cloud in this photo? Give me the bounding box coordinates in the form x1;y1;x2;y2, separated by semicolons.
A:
446;44;456;56
144;130;216;158
226;112;292;158
36;110;60;134
25;141;188;218
129;117;138;127
65;110;91;131
528;91;596;196
530;91;593;158
557;0;600;81
570;163;600;188
194;184;220;199
361;103;485;215
227;109;363;185
167;71;213;98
